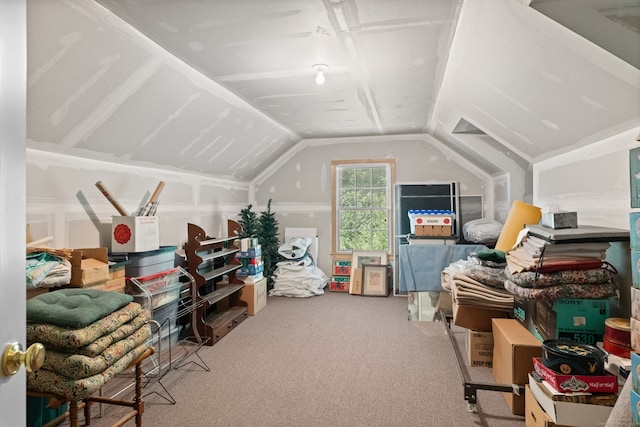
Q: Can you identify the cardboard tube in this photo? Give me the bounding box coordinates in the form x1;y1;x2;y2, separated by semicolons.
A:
494;200;542;251
149;181;165;203
95;181;129;216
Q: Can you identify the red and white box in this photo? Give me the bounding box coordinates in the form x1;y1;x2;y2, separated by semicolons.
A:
531;357;618;394
111;216;159;253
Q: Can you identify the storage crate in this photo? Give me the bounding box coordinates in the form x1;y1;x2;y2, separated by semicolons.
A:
27;396;68;427
408;210;454;234
127;267;184;310
125;246;177;277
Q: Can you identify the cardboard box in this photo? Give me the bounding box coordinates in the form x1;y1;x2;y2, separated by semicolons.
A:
330;276;350;292
524;385;571;427
531;357;617;394
415;225;452;237
85;277;126;293
633;249;640;289
236;246;262;258
514;295;534;328
333;260;351;276
631;212;640;251
534;298;609;344
111;216;159;253
632;351;640;394
26;288;48;300
528;374;614;427
492;318;542;415
237;262;264;276
408;210;454;234
540;211;577;229
453;302;510;332
69;247;110;286
468;330;493;367
239;277;267;315
631;389;640;427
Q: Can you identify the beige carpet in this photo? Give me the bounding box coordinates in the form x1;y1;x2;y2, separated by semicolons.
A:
50;291;525;426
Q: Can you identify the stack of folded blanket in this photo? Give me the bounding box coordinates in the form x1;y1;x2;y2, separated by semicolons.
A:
441;251;514;311
504;230;618;301
504;265;617;301
26;289;151;401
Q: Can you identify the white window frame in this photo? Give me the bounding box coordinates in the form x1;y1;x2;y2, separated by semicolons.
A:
331;159;396;254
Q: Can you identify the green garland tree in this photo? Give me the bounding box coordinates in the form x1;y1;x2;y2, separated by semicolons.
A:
237;204;259;238
257;199;279;289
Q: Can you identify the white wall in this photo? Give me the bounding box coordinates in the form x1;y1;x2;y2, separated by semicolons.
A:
533;126;640;317
26;149;250;254
533;126;640;229
252;134;491;276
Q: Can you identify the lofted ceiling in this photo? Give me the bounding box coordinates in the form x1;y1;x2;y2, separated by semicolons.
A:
26;0;640;182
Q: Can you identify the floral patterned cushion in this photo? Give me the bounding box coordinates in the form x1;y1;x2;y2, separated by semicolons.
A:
27;288;133;328
27;343;150;400
41;323;151;379
27;302;144;349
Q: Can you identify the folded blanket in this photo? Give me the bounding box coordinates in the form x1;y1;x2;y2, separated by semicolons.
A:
441;257;507;291
27;288;134;328
505;267;614;288
450;276;514;310
27;302;144;349
27;343;150;401
41;323;151;380
504;280;618;301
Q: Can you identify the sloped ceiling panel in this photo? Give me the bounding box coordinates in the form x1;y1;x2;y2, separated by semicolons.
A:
27;0;298;181
433;0;640;164
93;0;461;139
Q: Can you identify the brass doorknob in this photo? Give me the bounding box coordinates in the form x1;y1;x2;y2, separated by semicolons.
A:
1;342;45;376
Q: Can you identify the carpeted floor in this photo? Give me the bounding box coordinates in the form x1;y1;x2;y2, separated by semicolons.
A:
52;291;526;426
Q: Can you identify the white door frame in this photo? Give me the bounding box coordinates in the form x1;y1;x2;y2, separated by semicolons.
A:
0;1;27;425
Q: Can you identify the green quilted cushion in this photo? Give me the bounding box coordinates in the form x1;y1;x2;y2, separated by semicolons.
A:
27;288;133;328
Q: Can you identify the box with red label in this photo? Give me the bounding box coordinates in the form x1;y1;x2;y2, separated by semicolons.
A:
408;210;455;235
330;276;350;292
333;261;351;276
532;357;618;394
111;216;159;253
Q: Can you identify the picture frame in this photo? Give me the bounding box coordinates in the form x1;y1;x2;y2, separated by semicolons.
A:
361;264;388;296
349;251;388;292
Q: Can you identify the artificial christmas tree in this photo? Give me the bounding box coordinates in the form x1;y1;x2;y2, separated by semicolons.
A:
257;199;279;289
237;204;259;239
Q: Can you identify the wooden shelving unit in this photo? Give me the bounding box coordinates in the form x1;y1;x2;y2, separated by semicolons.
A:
184;220;248;346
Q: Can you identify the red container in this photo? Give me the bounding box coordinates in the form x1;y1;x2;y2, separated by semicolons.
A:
604;317;631;347
532;357;618;394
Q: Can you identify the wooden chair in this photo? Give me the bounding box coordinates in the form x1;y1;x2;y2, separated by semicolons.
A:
27;347;154;427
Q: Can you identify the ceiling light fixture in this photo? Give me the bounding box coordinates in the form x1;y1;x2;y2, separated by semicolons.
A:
313;64;327;85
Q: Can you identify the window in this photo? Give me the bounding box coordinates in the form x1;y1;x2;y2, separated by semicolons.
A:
332;159;395;253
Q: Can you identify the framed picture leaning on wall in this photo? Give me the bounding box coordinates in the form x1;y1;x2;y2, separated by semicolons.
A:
350;251;387;293
362;263;388;297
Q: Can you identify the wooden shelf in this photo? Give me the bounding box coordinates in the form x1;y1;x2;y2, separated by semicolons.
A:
200;263;241;283
200;283;245;306
198;247;239;263
184;220;248;346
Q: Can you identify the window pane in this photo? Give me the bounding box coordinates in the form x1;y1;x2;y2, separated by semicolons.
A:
371;189;386;208
340;169;356;188
340;189;356;207
371;209;387;226
355;168;371;187
356;189;372;207
372;168;387;186
340;230;355;251
372;230;388;250
340;210;356;229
